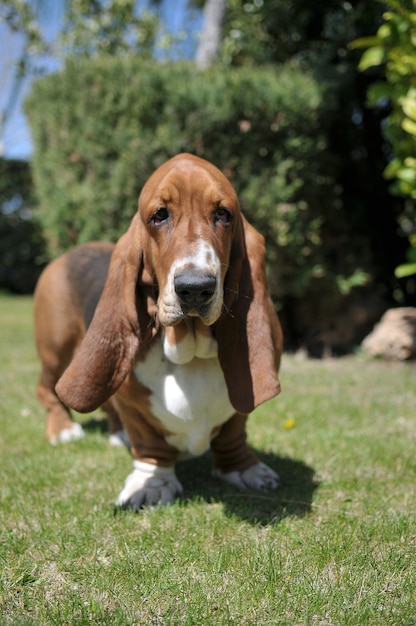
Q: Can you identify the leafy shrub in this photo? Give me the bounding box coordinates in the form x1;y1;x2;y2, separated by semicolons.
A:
26;58;370;309
352;0;416;279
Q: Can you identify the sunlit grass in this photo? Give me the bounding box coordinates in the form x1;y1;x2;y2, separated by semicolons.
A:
1;294;415;625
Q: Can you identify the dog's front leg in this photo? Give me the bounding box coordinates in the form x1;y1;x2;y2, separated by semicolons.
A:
112;395;182;510
211;413;279;491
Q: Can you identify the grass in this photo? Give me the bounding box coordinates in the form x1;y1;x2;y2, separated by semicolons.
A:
0;293;415;625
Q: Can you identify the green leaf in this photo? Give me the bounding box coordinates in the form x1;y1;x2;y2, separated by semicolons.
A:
396;166;416;183
384;158;402;178
401;96;416;121
402;117;416;135
404;156;416;169
395;263;416;278
336;270;369;295
349;36;382;50
358;47;387;71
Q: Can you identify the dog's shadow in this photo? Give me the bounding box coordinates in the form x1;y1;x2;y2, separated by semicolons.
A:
176;450;319;525
82;416;109;435
82;418;318;525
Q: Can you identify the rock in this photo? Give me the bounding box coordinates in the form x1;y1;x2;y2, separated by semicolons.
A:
362;307;416;360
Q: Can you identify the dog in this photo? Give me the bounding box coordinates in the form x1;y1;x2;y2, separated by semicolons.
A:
34;153;283;508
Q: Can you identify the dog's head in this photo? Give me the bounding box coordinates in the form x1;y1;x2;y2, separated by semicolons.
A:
56;154;282;414
137;154;240;327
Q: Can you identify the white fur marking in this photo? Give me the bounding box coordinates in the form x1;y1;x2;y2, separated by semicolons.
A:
160;241;223;325
50;422;84;445
108;429;130;447
116;460;183;509
163;321;218;364
135;338;233;457
163;324;196;365
194;328;218;359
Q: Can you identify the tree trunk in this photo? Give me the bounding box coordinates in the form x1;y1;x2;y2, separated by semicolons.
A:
195;0;227;69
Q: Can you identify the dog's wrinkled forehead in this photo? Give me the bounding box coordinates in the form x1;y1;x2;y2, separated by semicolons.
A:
138;154;239;216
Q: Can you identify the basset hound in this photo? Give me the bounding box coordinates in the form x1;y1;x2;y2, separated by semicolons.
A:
34;153;283;509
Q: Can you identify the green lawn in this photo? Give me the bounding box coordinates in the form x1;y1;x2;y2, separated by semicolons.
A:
0;293;415;625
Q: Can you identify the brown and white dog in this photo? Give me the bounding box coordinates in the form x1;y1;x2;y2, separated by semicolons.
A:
34;154;283;509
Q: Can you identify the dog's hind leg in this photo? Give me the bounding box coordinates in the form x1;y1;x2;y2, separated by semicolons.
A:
34;256;85;444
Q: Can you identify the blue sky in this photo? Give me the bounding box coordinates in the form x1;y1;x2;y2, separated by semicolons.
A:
0;0;203;160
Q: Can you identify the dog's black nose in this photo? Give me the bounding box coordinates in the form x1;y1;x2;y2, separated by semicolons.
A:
174;271;216;307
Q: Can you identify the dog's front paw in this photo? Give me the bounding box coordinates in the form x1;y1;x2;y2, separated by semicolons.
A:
108;429;130;447
49;422;84;445
212;462;279;491
116;461;183;509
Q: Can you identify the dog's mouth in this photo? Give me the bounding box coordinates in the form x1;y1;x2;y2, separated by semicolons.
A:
158;298;221;328
181;302;212;319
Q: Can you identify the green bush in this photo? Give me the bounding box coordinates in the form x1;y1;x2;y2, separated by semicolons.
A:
26;58;370;310
352;0;416;279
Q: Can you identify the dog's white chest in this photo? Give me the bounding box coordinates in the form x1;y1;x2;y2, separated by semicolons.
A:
134;338;234;457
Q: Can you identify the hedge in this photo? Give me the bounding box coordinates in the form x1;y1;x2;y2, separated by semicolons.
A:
26;58;380;350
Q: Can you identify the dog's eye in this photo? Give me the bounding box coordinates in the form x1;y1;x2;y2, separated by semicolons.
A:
214;207;231;225
152;207;169;226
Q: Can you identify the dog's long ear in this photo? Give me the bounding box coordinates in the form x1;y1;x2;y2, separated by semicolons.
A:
215;215;283;414
56;216;156;413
